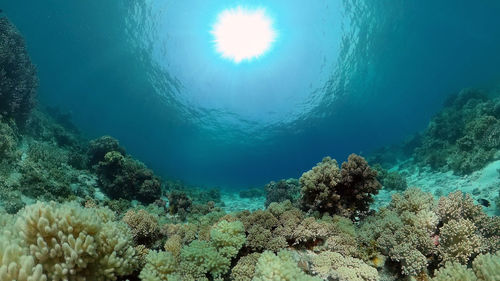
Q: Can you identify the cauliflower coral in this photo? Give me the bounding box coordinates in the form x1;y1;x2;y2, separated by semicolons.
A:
300;154;381;218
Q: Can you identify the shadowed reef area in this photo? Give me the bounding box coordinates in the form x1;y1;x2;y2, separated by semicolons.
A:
0;15;499;281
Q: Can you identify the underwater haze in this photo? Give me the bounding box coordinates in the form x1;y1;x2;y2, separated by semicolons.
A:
4;0;500;188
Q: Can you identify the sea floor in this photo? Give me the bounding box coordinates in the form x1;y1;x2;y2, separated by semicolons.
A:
374;158;500;215
218;158;500;216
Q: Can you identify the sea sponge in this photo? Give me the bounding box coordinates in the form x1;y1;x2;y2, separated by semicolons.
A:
311;251;378;281
0;16;38;125
253;250;321;281
300;154;381;218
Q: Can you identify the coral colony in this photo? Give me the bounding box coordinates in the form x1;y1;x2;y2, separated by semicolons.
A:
1;14;499;281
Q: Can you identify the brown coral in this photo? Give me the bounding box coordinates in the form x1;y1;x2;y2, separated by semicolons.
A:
123;209;161;247
300;154;381;218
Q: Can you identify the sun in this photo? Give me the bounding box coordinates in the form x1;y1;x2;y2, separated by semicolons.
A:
211;6;276;63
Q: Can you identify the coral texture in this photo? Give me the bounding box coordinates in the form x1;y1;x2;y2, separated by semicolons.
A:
265;178;301;207
414;89;500;174
311;251;379;281
300;154;381;218
1;201;137;281
97;150;161;203
0;16;38;125
123;209;161;247
253;250;321;281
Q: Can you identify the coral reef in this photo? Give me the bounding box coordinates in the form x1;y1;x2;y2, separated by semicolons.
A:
311;251;378;281
431;251;500;280
87;136;126;167
253;250;321;281
265;178;301;207
372;164;408;191
96;150;162;204
167;190;192;216
358;188;499;278
0;16;38;126
414;89;500;174
123;209;161;248
0;24;498;280
300;154;381;218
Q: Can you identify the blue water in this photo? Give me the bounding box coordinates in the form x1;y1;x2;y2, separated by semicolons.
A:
3;0;500;188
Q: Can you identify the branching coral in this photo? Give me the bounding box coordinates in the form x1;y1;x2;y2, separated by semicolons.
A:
230;253;261;281
253;250;321;281
358;188;438;276
311;251;379;281
0;16;38;126
0;225;46;281
178;240;228;280
139;250;180;281
123;209;161;247
436;190;484;224
300;154;381;218
472;251;500;280
153;220;247;280
438;218;483;264
1;201;137;281
432;251;500;281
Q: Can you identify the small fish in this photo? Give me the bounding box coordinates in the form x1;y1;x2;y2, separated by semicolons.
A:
478;198;490;207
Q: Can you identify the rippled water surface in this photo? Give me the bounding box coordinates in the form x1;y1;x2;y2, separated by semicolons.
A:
4;0;500;187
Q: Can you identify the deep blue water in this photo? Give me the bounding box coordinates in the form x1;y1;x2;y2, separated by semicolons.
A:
3;0;500;188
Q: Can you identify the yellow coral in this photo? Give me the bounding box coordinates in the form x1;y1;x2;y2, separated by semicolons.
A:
311;251;379;281
0;231;46;281
123;209;160;246
164;234;182;258
139;250;180;281
14;201;137;281
253;250;321;281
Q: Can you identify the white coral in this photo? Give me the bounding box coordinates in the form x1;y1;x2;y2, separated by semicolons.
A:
2;201;136;281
